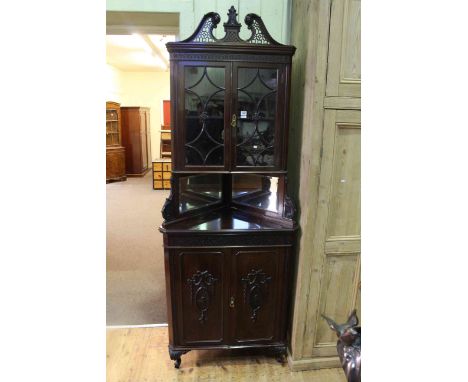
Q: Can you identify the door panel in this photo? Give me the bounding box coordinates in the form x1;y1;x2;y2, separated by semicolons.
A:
178;62;230;170
232;63;286;171
326;0;361;97
310;109;361;357
230;248;284;343
140;111;148;170
327;123;361;237
173;249;226;345
315;253;360;346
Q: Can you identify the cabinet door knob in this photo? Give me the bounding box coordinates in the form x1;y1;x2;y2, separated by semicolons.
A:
229;296;235;308
231;114;237;128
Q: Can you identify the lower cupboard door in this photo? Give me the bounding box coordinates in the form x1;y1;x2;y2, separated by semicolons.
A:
173;249;226;345
230;248;286;344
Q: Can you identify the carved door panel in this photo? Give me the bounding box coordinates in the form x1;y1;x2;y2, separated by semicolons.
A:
175;62;231;171
172;249;227;345
229;248;286;344
232;62;287;171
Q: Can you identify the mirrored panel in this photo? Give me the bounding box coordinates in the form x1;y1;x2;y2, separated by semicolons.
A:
184;66;225;166
179;174;223;214
232;174;281;214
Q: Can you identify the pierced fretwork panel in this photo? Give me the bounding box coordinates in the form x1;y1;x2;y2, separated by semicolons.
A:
236;68;278;167
184;66;225;166
246;19;270;44
192;15;219;43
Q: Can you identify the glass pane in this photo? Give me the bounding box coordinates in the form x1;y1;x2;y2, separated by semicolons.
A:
232;174;280;213
106;132;112;146
112;132;119;145
106;109;117;121
179;174;223;213
184;66;225;166
236;68;278;167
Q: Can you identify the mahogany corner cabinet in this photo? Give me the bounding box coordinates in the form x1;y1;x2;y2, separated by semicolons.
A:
160;6;297;368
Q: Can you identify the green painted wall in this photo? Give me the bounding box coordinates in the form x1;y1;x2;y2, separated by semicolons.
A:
106;0;291;43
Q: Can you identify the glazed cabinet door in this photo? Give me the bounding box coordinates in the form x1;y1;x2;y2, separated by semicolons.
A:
175;62;231;171
172;249;227;346
232;63;288;171
229;247;288;344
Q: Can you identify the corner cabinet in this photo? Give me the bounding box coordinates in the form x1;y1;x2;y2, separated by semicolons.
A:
160;7;297;368
106;101;126;183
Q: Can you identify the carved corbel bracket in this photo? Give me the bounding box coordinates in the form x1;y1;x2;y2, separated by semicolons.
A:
161;176;176;222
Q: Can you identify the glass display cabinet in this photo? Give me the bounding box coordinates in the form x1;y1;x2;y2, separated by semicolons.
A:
160;7;296;368
106;101;126;182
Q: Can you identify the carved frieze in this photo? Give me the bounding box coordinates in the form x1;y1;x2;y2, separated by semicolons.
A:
169;52;290;63
166;234;293;247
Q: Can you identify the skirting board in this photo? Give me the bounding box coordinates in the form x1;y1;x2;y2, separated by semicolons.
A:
126;167;152;177
287;349;341;371
106;323;168;329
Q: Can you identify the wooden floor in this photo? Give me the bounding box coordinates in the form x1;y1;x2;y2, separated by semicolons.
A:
107;327;346;382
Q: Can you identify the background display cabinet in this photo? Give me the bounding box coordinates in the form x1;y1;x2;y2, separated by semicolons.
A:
121;107;152;176
106;101;126;183
160;7;297;368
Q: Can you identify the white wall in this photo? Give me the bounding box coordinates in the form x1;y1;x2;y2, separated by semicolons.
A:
105;64;124;103
106;64;170;160
107;0;292;44
106;1;292;160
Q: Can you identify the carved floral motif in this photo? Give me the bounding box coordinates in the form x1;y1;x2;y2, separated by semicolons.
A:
241;269;272;322
187;270;218;323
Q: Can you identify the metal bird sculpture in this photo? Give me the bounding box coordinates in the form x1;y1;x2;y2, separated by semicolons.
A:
322;310;361;382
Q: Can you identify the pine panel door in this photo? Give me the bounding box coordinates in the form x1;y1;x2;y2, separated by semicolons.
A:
326;0;361;97
310;109;361;357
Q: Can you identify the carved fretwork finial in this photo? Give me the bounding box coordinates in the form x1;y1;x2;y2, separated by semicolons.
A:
225;6;241;27
221;5;242;42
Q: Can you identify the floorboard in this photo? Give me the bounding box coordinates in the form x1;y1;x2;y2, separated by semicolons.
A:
106;327;347;382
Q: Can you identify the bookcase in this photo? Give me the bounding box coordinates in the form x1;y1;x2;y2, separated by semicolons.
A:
106;101;126;183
